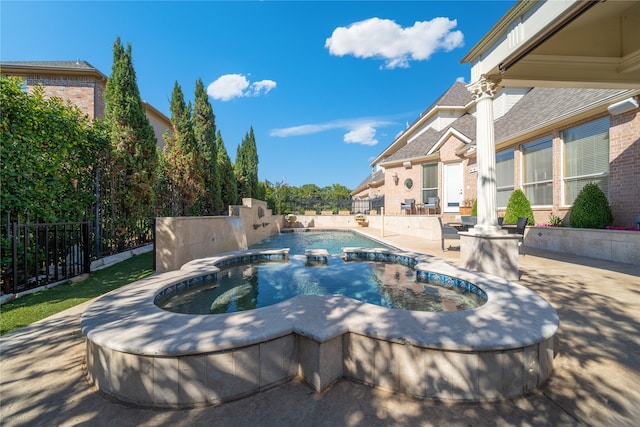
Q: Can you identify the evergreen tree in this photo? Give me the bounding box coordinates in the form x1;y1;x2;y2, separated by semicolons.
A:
193;78;223;215
216;131;238;210
103;37;158;237
235;127;259;199
162;81;205;216
503;189;535;226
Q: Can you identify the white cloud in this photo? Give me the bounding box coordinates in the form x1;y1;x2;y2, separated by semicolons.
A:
270;117;395;146
207;74;277;101
344;126;377;146
251;79;277;96
456;76;466;83
325;17;463;69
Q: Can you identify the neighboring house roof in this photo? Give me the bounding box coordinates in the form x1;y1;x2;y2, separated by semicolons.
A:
351;169;385;195
0;60;108;80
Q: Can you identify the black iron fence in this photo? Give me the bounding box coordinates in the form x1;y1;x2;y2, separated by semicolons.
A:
280;198;353;214
352;196;385;214
1;219;154;295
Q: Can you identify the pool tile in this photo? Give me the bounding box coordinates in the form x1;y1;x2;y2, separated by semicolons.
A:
232;345;260;396
178;355;208;405
154;356;179;405
204;351;235;404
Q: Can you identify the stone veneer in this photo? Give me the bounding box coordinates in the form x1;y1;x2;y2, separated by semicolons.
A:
82;248;558;409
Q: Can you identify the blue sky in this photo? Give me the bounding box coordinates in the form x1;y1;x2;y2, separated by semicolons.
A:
1;0;515;189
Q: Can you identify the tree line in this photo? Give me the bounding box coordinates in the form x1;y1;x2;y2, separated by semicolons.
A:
1;37;353;259
1;38;259;228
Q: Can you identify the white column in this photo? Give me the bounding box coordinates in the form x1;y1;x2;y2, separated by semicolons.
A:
467;75;503;235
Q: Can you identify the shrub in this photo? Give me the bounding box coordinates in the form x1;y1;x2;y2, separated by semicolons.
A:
569;182;613;229
503;189;535;225
471;199;478;216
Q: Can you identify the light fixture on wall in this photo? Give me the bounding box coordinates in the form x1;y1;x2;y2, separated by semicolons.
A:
608;97;638;115
393;172;399;185
403;161;412;169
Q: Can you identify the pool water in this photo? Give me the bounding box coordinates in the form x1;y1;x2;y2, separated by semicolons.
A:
158;256;486;314
248;230;390;254
158;231;486;314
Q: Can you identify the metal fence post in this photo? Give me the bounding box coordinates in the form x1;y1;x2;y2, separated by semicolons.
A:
82;221;91;274
11;222;18;294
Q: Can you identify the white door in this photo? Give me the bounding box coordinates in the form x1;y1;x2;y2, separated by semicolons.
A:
443;163;463;213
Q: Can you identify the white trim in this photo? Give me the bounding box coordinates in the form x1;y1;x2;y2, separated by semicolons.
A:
427;128;472;156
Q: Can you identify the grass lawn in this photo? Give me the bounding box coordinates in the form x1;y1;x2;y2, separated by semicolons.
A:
0;251;154;335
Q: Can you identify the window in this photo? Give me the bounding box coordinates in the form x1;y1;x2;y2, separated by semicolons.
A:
563;118;609;205
522;137;553;205
404;178;413;190
421;163;438;202
496;149;514;207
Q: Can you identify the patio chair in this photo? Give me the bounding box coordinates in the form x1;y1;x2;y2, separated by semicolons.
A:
400;198;415;214
423;197;439;214
512;217;528;255
438;217;460;251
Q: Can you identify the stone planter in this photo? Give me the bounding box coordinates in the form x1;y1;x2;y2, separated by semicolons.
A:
525;226;639;265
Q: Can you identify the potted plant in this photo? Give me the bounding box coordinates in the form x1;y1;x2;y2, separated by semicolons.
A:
460;199;475;215
354;213;368;227
285;213;297;226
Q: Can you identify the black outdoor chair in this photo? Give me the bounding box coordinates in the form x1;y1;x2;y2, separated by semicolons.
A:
512;217;528;255
438;217;460;251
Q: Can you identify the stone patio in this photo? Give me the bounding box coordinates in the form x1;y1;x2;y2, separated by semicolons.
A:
1;228;639;426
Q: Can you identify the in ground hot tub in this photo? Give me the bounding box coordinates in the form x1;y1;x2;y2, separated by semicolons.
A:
81;248;558;408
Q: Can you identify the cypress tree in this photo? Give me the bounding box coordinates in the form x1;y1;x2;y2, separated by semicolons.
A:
235;127;259;199
103;37;158;242
217;131;238;209
163;81;204;216
193;78;223;214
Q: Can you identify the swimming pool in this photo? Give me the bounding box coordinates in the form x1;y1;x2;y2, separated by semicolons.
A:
248;229;391;254
82;231;559;408
157;255;486;314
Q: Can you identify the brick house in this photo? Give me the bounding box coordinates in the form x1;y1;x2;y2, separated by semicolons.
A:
352;82;639;227
0;60;170;147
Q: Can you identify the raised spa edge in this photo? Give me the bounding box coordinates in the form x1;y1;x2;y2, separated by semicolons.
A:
81;248;559;408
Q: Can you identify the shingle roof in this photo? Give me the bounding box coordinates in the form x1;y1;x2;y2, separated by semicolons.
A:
384;114;476;163
495;87;627;141
0;60;106;78
353;169;385;191
1;60;95;70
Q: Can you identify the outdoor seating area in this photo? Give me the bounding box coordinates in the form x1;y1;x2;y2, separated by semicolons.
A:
400;197;439;215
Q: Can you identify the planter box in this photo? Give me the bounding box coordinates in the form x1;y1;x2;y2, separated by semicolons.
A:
525;226;640;265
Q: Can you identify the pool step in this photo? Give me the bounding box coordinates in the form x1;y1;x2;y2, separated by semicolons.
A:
305;249;329;265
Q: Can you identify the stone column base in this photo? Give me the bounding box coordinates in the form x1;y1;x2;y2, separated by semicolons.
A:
460;232;520;280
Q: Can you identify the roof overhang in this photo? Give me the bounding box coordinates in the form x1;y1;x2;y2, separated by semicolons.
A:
369;103;471;167
462;0;640;89
427;128;472;156
0;63;108;81
378;152;440;168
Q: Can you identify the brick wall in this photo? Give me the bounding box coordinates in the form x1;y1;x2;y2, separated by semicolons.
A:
383;163;423;215
25;74;104;119
609;103;640;227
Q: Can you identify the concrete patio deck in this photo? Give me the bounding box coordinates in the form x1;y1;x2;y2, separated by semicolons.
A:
1;228;639;426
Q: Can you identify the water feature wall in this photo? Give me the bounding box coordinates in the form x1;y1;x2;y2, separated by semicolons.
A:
284;214;442;240
155;198;280;273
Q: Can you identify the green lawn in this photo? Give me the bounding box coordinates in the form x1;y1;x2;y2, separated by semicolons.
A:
0;251;154;335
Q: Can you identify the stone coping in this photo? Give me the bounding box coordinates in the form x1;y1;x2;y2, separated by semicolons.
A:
81;248;558;357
